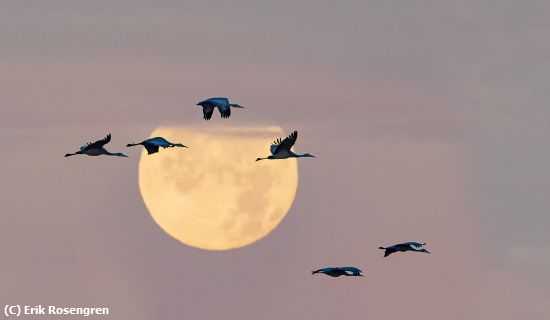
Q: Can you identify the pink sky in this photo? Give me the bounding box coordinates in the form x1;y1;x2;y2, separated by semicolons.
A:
1;1;550;319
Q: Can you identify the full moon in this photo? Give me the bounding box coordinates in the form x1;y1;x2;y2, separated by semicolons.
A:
138;126;298;250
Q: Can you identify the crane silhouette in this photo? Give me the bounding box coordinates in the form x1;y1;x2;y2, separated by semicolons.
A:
64;134;127;158
312;267;363;277
379;242;430;257
126;137;187;155
256;130;315;161
197;97;243;120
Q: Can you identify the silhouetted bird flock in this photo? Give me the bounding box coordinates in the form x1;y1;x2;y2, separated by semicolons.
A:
65;97;431;278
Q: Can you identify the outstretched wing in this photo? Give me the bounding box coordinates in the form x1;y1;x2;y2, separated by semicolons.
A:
269;143;278;155
383;249;394;257
271;131;298;155
81;134;111;151
146;137;170;146
400;242;426;248
218;105;231;118
143;143;160;155
198;97;229;108
313;267;334;273
202;106;215;120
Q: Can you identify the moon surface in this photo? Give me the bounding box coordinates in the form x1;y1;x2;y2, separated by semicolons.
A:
138;126;299;250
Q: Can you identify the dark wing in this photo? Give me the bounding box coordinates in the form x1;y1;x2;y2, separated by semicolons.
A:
312;267;330;274
271;131;298;154
384;249;395;257
392;243;411;251
401;242;426;248
146;137;170;146
143;142;160;155
218;105;231;119
331;269;348;277
81;134;111;151
202;106;215;120
313;267;338;275
199;97;229;107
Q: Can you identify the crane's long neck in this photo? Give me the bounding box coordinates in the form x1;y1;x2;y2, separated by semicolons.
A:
229;104;243;108
126;142;142;147
172;143;187;148
295;153;315;158
64;151;82;157
105;150;128;157
256;155;275;161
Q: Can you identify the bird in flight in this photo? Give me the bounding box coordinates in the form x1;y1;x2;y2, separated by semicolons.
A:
256;130;315;161
312;267;364;277
197;97;244;120
126;137;187;155
65;134;128;158
379;242;430;257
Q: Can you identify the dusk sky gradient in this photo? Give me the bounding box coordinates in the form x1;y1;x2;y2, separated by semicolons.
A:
1;1;550;319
